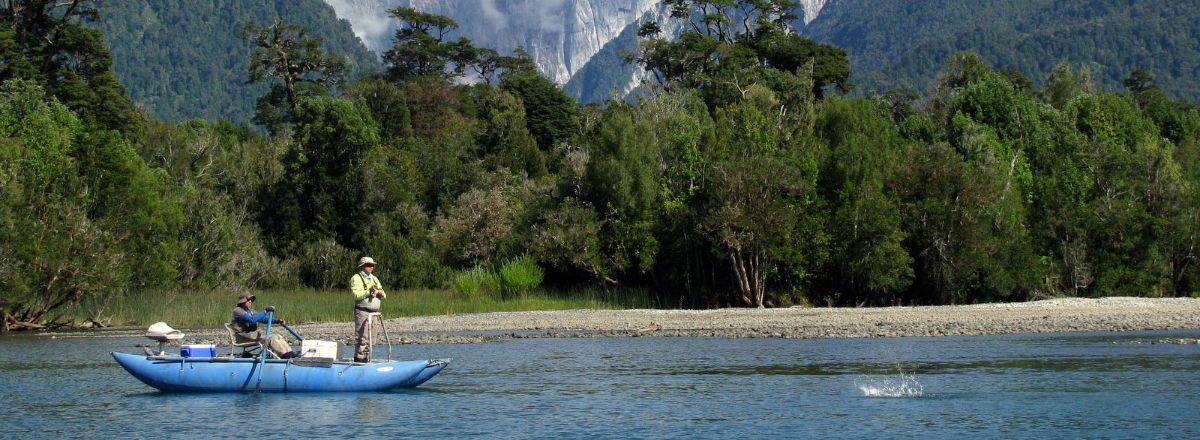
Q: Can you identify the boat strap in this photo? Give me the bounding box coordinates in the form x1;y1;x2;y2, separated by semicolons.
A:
292;357;334;368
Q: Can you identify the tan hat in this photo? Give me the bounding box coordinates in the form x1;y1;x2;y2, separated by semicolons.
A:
358;256;377;267
236;291;256;305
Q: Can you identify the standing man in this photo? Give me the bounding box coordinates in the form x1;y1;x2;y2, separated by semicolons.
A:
350;256;385;363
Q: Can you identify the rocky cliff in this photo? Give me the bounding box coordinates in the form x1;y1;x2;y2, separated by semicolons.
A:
324;0;828;88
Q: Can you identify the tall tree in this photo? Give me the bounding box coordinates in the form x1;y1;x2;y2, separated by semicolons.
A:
501;71;580;151
816;98;912;305
464;85;545;177
584;108;663;281
700;85;819;307
0;80;123;330
383;7;475;82
259;96;380;255
241;20;347;133
635;0;851;104
0;0;139;132
472;46;537;85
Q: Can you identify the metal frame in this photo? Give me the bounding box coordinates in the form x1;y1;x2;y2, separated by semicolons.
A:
224;322;263;358
364;312;392;362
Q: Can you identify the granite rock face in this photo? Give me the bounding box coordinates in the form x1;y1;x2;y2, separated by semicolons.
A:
324;0;828;88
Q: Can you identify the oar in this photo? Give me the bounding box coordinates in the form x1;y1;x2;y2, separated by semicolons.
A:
255;309;274;392
280;323;304;342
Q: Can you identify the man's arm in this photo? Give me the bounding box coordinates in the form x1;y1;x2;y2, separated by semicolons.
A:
239;310;271;323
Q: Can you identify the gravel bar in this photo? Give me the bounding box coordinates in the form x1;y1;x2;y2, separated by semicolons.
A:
51;297;1200;345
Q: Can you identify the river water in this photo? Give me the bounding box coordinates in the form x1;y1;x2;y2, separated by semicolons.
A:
2;330;1198;439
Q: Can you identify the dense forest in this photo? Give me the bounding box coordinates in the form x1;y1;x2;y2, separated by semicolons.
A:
807;0;1200;101
92;0;380;123
89;0;1200;120
2;0;1199;331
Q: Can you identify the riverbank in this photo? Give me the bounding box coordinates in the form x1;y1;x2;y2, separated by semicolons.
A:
57;287;654;328
46;297;1200;344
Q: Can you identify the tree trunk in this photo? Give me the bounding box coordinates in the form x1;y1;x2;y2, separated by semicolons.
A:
729;248;754;306
752;251;765;308
3;316;45;331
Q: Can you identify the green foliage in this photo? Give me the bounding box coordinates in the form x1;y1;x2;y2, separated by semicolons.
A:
1;0;141;133
91;0;379;124
806;0;1200;102
499;255;545;297
359;204;449;290
241;20;348;134
751;32;853;98
584;108;662;278
815;98;912;303
462;85;546;177
529;198;605;281
501;71;581;150
1059;92;1178;296
74;128;185;288
133;120;293;289
453;266;500;299
0;79;124;326
289;238;355;289
699;85;821;306
429;173;540;267
636;0;852;108
262;95;381;253
65;287;654;327
473;46;538;85
11;0;1200;331
383;7;476;82
345;78;414;141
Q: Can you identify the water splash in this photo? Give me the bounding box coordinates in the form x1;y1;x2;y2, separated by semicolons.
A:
856;373;924;398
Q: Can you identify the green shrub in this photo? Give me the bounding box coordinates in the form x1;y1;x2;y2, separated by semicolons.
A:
453;266;500;299
289;239;356;289
392;250;453;289
499;255;544;297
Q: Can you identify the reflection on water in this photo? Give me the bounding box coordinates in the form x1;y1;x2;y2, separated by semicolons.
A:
2;330;1200;438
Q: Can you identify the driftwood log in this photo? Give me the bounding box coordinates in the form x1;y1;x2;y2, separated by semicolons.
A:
1;312;86;332
3;316;46;331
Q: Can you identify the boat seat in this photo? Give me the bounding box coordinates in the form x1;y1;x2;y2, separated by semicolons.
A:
224;323;262;358
145;322;185;356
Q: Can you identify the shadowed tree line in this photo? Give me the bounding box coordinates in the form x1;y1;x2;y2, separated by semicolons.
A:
2;0;1198;330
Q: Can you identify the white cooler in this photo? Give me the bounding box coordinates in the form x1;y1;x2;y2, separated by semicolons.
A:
300;339;337;359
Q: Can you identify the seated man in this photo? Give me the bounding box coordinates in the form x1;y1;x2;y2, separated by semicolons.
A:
230;291;298;359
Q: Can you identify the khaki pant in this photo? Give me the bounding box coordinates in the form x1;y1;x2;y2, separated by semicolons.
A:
236;331;292;358
354;308;376;362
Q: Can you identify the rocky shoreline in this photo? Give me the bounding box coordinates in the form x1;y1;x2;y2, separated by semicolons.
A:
45;297;1200;345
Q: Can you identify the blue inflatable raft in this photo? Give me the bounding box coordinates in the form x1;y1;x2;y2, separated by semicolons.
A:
112;352;449;392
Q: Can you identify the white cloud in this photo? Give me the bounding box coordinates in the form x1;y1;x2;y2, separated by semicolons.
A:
324;0;402;54
479;0;510;31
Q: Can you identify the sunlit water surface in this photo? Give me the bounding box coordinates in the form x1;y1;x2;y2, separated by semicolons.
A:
2;330;1198;438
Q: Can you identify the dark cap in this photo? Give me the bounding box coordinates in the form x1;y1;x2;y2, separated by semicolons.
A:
236;291;256;305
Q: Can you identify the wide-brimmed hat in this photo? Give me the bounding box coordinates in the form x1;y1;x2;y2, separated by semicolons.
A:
358;256;377;267
236;291;256;305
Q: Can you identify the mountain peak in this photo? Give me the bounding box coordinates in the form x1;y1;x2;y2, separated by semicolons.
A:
325;0;829;87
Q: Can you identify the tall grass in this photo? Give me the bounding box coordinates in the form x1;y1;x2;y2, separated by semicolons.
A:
499;255;544;297
67;286;657;328
453;266;500;299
